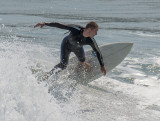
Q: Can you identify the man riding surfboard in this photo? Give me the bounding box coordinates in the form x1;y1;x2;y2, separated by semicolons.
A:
34;21;106;77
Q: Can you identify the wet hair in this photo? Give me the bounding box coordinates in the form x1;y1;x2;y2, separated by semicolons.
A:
85;21;98;30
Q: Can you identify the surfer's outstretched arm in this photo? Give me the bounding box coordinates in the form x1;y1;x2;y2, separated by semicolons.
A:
34;22;78;31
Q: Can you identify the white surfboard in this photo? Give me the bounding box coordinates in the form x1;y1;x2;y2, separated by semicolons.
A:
57;42;133;84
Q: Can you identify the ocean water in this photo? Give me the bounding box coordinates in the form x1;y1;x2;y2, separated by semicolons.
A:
0;0;160;121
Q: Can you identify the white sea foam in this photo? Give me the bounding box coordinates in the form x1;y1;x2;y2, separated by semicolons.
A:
0;41;55;120
107;56;160;108
0;40;62;121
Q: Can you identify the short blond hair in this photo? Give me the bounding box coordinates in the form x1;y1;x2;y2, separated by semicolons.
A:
85;21;98;30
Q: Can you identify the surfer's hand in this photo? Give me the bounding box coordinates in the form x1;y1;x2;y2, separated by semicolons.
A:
101;66;106;75
82;62;91;72
34;22;45;28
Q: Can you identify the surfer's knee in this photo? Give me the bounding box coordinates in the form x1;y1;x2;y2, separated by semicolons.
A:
74;48;85;62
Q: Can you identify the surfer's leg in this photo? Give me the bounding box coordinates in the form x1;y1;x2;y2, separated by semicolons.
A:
41;62;65;81
49;37;71;75
74;47;85;62
48;62;66;75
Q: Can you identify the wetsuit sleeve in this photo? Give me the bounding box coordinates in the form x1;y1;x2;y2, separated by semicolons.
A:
89;38;104;67
45;22;76;31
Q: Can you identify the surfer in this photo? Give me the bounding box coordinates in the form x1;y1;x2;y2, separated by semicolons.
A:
34;21;106;76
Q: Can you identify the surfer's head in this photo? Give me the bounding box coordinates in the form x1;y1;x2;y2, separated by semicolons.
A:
83;22;99;38
85;21;98;30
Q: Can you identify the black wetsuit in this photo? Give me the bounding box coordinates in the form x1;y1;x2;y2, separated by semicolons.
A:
45;22;104;74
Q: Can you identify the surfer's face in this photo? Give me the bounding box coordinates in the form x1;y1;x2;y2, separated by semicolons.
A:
89;27;98;38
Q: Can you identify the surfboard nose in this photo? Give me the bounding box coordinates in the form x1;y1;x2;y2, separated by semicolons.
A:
120;42;133;50
122;42;133;47
128;42;133;47
123;42;133;53
126;42;134;50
